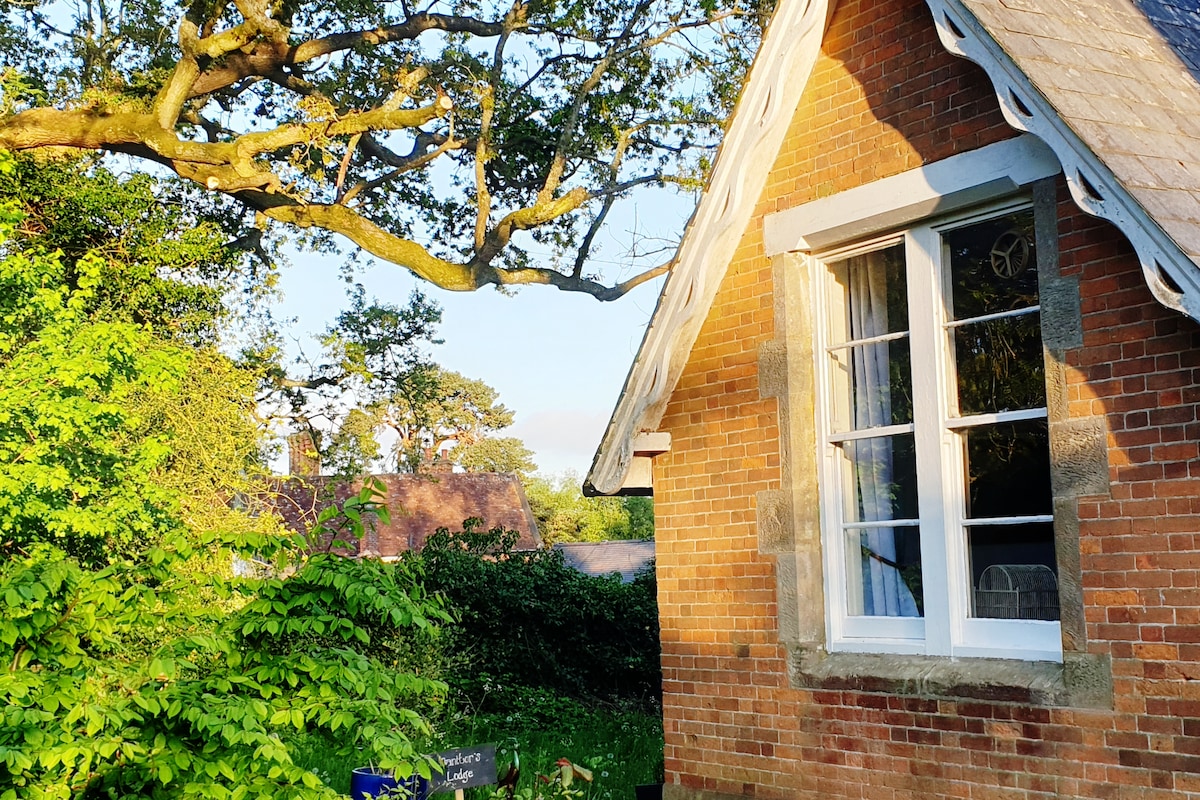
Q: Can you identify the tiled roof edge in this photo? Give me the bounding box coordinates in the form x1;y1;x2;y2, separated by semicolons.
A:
929;0;1200;322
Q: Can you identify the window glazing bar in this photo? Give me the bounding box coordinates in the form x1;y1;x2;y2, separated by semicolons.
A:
946;407;1047;428
944;304;1040;329
827;422;916;443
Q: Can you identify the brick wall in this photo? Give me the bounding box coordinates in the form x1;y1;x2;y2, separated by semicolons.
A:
651;0;1200;797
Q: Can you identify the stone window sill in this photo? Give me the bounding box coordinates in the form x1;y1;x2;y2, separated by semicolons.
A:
788;647;1112;708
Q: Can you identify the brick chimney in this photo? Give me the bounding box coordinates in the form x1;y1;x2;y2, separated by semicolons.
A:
430;448;455;474
287;431;321;476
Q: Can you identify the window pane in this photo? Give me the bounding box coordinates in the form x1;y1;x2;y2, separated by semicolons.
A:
953;312;1045;415
962;420;1052;519
840;434;922;618
946;210;1038;320
846;526;923;617
830;339;914;430
827;244;912;432
829;244;908;338
969;523;1058;621
840;434;918;522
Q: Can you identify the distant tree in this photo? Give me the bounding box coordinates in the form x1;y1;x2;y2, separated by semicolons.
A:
375;365;534;474
455;436;537;477
258;284;444;474
524;472;653;544
268;310;536;477
624;495;655;539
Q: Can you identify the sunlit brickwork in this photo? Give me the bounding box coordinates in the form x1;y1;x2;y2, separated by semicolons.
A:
650;0;1200;797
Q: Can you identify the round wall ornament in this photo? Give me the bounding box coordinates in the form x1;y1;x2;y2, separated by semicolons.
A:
990;229;1032;278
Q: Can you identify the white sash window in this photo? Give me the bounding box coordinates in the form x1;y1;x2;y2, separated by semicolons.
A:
814;200;1062;661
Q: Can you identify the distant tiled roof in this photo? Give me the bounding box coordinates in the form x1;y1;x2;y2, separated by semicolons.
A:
270;473;541;557
553;539;655;582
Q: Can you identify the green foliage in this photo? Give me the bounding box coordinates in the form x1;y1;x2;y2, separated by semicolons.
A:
0;152;451;798
0;487;451;799
0;153;250;346
416;523;660;711
326;287;444;395
450;701;664;800
450;437;536;478
524;475;653;544
0;180;188;565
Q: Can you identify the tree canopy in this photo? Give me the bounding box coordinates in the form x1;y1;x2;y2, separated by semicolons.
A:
0;0;769;300
524;472;652;543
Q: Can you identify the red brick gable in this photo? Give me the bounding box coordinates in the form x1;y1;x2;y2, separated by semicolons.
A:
767;0;1013;213
641;1;1200;799
269;473;541;557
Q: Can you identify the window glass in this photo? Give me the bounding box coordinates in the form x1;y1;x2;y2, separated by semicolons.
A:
953;314;1045;415
947;211;1038;319
828;245;922;623
962;420;1052;519
846;526;923;617
961;419;1056;621
947;210;1044;416
829;245;909;334
827;244;913;432
968;523;1058;621
841;434;919;522
830;341;913;429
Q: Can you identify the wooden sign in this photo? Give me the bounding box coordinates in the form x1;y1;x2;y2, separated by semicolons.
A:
429;745;498;794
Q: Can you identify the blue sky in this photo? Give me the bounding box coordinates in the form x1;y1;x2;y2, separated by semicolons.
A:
271;235;670;478
261;102;703;479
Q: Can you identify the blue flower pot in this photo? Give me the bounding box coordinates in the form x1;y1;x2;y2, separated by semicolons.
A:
350;767;429;800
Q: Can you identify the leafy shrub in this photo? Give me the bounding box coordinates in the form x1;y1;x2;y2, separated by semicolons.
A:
0;486;452;799
0;154;452;797
415;522;660;712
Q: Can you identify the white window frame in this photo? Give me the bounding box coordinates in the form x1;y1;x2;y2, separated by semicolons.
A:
811;198;1063;663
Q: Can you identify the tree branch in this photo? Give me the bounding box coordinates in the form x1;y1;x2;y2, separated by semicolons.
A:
188;12;508;99
571;128;634;279
0;0;769;301
343;135;465;206
238;189;655;299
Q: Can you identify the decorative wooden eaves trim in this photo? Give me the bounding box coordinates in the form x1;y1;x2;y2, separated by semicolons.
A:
584;0;837;496
926;0;1200;322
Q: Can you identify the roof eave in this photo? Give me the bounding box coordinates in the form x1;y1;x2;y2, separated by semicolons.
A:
928;0;1200;321
585;0;839;496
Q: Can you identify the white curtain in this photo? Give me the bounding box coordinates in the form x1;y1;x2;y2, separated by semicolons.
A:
849;252;920;617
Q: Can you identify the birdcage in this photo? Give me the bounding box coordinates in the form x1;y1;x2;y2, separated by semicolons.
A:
973;564;1059;621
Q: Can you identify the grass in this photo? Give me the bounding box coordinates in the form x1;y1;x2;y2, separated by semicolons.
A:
293;695;664;799
451;705;664;800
